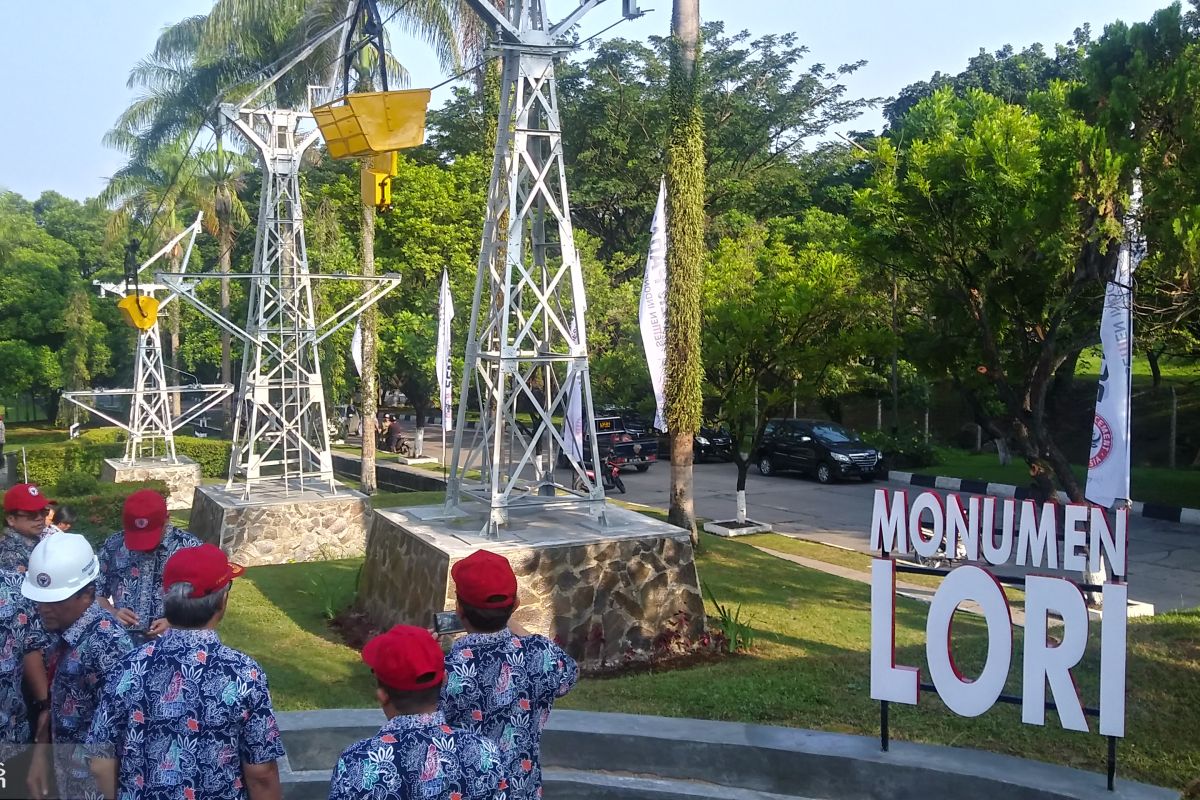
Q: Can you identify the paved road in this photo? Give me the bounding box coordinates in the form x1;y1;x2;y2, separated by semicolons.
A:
381;427;1200;612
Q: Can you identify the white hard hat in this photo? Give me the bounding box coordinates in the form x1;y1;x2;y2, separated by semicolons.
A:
22;533;100;603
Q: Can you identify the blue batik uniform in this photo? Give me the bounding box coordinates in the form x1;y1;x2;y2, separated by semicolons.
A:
50;602;135;800
442;631;578;800
0;527;47;573
86;627;285;800
329;710;504;800
96;525;202;626
0;569;49;760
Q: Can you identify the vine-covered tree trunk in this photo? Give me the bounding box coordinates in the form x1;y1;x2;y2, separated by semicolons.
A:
665;0;704;545
360;199;378;494
218;201;233;418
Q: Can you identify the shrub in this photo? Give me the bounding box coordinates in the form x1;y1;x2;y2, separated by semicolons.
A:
860;428;937;469
173;436;231;478
54;471;100;496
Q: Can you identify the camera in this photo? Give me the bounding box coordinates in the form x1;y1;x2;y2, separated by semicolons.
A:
433;610;465;636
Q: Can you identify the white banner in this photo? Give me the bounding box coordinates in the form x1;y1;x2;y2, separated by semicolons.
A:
350;321;363;377
436;269;455;432
1086;183;1143;508
639;177;669;432
561;318;584;463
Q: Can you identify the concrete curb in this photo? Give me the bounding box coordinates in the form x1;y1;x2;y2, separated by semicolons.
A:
275;709;1176;800
887;469;1200;528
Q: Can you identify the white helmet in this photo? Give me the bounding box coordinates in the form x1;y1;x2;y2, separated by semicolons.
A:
22;533;100;603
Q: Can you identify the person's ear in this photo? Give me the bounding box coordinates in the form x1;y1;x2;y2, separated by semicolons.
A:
375;686;389;708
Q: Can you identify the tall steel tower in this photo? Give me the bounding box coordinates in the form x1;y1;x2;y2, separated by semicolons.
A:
448;0;643;536
62;215;231;463
163;106;399;493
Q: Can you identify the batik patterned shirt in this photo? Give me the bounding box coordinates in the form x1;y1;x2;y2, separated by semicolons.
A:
96;525;202;626
86;627;286;800
0;569;49;760
329;711;504;800
50;602;135;800
442;631;578;800
0;526;46;573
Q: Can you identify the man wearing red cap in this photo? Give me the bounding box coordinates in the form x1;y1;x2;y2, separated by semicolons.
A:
329;625;503;800
96;488;201;642
86;543;285;800
442;550;578;800
2;484;54;573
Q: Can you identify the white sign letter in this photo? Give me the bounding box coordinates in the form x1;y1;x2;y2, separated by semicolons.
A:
1100;583;1127;737
926;566;1012;717
870;559;919;704
870;489;909;554
1023;576;1089;732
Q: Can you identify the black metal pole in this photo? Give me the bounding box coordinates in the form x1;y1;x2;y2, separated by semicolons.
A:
1107;736;1116;791
880;700;889;752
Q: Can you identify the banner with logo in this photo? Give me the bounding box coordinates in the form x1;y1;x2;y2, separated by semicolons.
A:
1086;183;1144;509
435;269;455;432
639;177;669;432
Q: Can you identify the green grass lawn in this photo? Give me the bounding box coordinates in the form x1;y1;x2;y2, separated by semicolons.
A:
914;448;1200;508
217;524;1198;789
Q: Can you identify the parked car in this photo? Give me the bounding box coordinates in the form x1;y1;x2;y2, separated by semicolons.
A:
560;414;658;471
657;424;735;462
753;419;881;483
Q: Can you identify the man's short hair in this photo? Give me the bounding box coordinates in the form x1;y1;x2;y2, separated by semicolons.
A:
377;680;442;715
164;582;229;628
458;598;516;633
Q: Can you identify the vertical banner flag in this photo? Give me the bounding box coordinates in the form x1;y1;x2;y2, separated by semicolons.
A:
561;317;584;464
436;269;455;432
639;177;669;432
351;321;363;377
1086;182;1144;509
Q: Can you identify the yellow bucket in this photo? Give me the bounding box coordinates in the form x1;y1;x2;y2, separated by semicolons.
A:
313;89;432;159
117;295;159;331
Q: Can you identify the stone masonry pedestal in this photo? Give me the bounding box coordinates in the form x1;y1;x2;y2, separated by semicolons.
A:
101;457;202;511
189;480;369;567
358;501;706;665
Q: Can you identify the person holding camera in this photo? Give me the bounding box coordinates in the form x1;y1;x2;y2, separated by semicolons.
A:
441;550;578;800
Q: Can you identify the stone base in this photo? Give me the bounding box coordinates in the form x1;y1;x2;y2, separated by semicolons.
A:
189;479;369;566
703;519;773;537
396;456;438;466
358;501;706;664
101;457;201;510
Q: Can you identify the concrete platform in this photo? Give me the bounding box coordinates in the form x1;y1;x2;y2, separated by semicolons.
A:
189;479;369;566
704;518;773;537
101;456;201;510
357;500;705;663
276;709;1176;800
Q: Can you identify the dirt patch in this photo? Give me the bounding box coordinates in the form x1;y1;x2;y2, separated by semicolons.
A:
330;606;380;652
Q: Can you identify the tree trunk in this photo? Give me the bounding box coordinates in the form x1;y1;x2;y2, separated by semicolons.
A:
1147;348;1163;388
735;456;750;524
360;200;378;494
665;0;704;545
218;212;233;418
168;254;182;417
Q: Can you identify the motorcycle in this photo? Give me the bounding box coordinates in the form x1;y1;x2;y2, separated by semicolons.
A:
572;452;626;494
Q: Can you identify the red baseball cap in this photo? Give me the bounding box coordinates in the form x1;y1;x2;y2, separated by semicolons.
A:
163;544;244;598
4;484;51;514
362;625;446;692
451;549;517;609
123;489;169;551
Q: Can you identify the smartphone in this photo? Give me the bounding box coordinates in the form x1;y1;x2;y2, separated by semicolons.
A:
433;611;465;636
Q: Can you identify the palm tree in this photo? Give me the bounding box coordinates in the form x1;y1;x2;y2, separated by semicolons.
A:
665;0;704;544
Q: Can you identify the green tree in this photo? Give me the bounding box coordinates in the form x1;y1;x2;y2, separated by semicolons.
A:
703;211;884;518
855;86;1124;501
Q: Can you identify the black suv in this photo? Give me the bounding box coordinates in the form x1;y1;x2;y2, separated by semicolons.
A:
754;419;881;483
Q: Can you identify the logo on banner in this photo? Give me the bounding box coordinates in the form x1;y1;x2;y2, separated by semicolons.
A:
1090;415;1113;469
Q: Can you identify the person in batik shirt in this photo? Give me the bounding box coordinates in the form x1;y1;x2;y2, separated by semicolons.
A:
2;484;55;573
0;569;50;770
87;543;285;800
96;489;201;642
330;625;503;800
441;551;578;800
21;532;133;800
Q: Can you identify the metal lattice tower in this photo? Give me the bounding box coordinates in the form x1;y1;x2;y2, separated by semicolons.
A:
162;106;400;494
62;216;232;463
449;0;639;535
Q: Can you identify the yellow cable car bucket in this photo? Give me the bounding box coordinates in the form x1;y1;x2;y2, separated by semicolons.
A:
117;295;159;331
313;89;432;159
